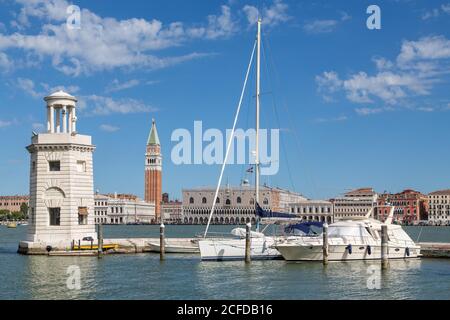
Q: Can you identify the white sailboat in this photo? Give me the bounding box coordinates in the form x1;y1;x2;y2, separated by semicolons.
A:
275;208;421;261
199;19;284;261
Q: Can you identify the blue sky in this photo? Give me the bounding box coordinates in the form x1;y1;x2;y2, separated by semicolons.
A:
0;0;449;200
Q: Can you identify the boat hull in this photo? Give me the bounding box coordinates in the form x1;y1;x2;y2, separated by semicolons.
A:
148;240;199;254
199;237;282;261
276;244;421;261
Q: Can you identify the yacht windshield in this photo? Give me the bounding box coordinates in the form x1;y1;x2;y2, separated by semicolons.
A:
328;225;372;239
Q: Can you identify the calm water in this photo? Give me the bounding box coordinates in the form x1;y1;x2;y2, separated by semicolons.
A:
0;225;449;300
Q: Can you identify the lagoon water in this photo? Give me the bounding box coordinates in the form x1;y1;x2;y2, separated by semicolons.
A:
0;225;449;300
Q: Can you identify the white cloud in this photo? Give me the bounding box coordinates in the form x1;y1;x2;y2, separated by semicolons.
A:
99;124;120;132
17;77;41;98
243;0;290;27
1;0;237;75
316;35;450;110
106;79;140;93
17;77;79;98
0;52;12;71
80;95;158;115
397;36;450;67
422;3;450;20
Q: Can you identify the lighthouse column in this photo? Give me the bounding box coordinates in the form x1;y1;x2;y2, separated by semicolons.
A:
56;108;61;133
72;107;77;133
62;106;67;133
49;105;55;133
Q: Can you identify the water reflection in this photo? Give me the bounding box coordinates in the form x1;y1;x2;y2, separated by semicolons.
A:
24;256;98;300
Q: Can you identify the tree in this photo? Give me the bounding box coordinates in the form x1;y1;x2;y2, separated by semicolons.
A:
20;203;29;217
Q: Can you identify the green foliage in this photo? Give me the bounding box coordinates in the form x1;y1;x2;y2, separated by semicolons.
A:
20;202;28;216
0;209;27;221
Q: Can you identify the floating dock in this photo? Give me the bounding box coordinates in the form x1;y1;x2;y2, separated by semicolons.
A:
418;242;450;258
18;238;197;255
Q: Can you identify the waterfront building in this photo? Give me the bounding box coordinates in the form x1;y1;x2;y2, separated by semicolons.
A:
428;189;450;226
331;188;378;220
289;200;334;224
144;119;162;222
0;195;29;212
182;184;307;224
376;189;428;224
94;193;155;224
161;200;183;224
20;90;97;251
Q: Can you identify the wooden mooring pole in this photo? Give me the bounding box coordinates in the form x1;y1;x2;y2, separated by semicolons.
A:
245;222;251;263
97;223;103;258
381;224;389;270
323;223;329;265
160;223;165;261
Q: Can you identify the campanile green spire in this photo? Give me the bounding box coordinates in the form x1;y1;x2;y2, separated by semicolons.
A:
147;118;160;145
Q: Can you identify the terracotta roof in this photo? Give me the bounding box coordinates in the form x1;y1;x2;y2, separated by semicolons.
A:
429;189;450;195
344;188;375;195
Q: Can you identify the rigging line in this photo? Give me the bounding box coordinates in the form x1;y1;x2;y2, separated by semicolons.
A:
416;224;424;243
261;36;296;193
203;41;257;238
263;33;320;199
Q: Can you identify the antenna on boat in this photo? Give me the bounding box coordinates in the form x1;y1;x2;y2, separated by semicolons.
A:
255;18;262;232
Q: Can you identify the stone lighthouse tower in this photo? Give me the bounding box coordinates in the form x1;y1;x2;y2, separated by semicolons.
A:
19;90;97;253
145;119;162;222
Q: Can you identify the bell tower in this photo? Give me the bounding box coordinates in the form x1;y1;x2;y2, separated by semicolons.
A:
145;119;162;221
19;90;97;253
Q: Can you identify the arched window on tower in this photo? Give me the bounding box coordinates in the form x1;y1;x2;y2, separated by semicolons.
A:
249;198;255;205
226;199;231;205
216;197;220;204
189;197;194;204
263;198;269;205
237;197;242;204
202;197;207;204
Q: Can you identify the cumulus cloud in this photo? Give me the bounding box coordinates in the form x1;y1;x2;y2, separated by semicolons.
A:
0;52;12;71
422;3;450;20
1;0;237;76
17;77;80;98
243;0;290;27
316;35;450;114
79;95;158;116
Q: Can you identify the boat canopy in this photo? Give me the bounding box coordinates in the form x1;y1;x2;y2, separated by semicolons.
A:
256;202;297;219
284;222;323;235
231;228;265;238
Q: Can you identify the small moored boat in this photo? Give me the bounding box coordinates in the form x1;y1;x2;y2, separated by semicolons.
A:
148;239;200;254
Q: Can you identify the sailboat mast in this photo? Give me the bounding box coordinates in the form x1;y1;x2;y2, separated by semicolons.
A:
255;18;261;210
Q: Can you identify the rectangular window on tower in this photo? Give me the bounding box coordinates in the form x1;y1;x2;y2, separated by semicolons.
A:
78;207;88;225
49;208;61;226
49;161;60;172
76;160;86;172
